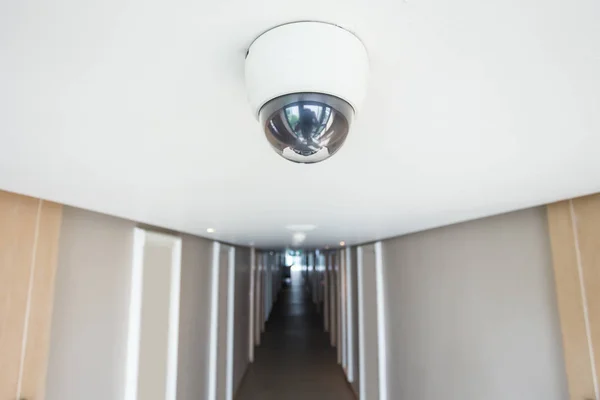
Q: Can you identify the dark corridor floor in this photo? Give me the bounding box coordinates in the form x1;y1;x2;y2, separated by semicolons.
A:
235;278;356;400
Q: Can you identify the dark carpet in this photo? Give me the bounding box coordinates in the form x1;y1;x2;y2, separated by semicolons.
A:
235;278;356;400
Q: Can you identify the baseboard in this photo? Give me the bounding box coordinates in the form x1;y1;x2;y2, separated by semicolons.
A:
232;361;253;399
338;364;359;399
347;381;359;399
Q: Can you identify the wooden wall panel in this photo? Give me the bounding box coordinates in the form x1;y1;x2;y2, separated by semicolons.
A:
572;195;600;397
0;191;39;399
547;201;595;400
20;201;62;400
0;190;62;400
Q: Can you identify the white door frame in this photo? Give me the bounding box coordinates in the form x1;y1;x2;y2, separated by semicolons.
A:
206;243;236;400
357;242;388;400
225;246;236;400
324;253;329;332
329;252;337;347
125;229;182;400
340;249;347;369
345;247;355;383
357;246;366;399
374;241;388;400
207;242;220;400
337;251;343;361
255;253;263;344
248;248;256;362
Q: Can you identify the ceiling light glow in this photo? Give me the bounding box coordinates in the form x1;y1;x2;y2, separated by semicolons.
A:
292;232;307;242
286;224;317;232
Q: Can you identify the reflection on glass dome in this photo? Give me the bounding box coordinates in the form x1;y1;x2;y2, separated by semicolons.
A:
259;94;353;164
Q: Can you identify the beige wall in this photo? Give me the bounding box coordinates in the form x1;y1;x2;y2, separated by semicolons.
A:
177;234;214;400
44;205;248;400
0;190;62;400
348;247;360;396
2;190;254;400
233;247;251;394
137;236;175;400
381;207;568;400
547;194;600;400
46;206;135;400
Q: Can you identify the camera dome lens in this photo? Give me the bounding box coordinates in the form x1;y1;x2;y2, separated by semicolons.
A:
258;93;354;164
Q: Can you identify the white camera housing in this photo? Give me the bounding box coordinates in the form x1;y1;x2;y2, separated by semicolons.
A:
245;21;369;163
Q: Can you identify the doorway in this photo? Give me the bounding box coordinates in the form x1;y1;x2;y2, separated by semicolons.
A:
125;229;182;400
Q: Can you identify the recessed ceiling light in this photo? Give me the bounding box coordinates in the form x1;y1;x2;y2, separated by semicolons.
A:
292;232;307;244
340;241;346;246
286;224;317;232
206;228;215;233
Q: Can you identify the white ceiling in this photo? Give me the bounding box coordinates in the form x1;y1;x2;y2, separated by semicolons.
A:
1;0;599;249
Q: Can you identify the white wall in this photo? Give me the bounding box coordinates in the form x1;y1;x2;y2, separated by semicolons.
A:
382;207;569;400
46;207;135;400
176;234;214;400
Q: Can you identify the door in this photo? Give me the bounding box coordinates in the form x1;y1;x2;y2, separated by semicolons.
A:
126;229;182;400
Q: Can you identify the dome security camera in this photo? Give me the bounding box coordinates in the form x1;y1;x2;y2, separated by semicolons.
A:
245;22;369;164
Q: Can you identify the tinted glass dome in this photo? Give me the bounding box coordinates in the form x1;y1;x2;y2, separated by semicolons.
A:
258;93;354;164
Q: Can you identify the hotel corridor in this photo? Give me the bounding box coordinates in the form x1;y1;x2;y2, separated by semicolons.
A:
235;275;355;400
